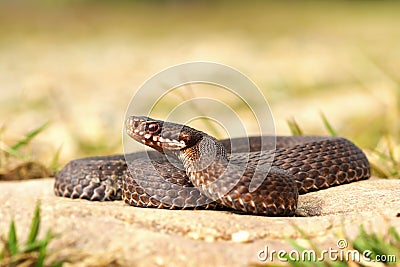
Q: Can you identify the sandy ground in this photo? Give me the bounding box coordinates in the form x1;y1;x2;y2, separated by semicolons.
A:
0;177;399;266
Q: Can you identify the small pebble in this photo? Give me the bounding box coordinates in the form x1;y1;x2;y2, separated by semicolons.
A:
231;230;250;243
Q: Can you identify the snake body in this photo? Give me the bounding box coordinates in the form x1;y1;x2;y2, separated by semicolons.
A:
54;116;370;216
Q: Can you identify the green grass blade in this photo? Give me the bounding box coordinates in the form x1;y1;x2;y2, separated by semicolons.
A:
36;230;52;267
383;135;397;165
352;224;400;263
25;232;60;253
1;204;62;266
320;112;338;137
7;220;18;256
49;145;63;174
0;141;23;158
287;238;308;252
287;118;303;136
369;161;389;178
0;238;6;260
23;240;48;253
50;262;64;267
10;122;50;152
388;226;400;244
26;203;41;245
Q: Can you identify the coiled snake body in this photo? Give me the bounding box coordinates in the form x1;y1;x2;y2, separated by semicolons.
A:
54;116;370;216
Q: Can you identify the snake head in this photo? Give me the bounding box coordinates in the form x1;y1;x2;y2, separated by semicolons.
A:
125;116;204;154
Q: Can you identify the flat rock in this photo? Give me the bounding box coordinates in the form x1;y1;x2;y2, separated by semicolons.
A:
0;178;399;266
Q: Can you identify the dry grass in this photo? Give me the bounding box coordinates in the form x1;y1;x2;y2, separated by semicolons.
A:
0;2;399;173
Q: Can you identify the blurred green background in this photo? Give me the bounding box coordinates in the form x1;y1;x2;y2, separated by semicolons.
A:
0;1;399;174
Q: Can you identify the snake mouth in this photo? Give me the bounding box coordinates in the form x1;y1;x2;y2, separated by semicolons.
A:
126;116;187;152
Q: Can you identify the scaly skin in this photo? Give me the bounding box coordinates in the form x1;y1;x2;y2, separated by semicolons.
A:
54;116;370;216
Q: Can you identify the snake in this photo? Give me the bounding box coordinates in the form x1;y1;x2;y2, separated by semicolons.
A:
54;116;370;216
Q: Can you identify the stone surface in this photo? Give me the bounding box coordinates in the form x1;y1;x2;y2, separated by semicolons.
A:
0;178;399;266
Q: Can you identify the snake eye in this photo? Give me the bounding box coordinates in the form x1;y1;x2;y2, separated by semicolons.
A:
147;123;159;133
